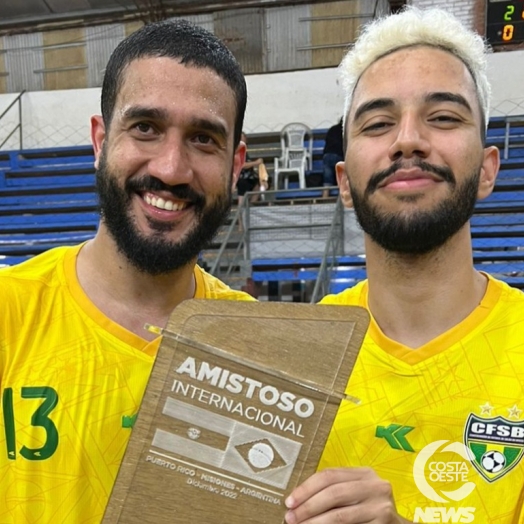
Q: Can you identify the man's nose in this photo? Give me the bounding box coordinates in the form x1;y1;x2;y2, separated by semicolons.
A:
388;115;431;161
147;133;193;185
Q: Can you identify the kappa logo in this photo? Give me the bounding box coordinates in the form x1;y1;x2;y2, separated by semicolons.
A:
464;413;524;482
376;424;415;452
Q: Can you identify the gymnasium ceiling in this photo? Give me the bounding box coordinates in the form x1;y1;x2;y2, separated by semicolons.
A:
0;0;343;33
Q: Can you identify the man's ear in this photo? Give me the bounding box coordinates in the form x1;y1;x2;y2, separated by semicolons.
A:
231;140;247;190
336;161;353;208
90;115;106;169
477;145;500;201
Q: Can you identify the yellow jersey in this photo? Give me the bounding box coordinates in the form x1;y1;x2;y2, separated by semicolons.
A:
0;245;254;523
320;276;524;523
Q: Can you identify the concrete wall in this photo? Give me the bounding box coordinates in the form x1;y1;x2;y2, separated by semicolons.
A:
487;50;524;116
0;49;523;150
413;0;477;29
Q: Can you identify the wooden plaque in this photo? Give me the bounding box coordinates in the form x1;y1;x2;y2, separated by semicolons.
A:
103;300;369;523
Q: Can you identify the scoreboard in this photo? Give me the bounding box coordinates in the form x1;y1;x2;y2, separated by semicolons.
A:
486;1;524;45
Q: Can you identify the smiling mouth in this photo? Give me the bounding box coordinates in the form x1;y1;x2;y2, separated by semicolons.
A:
378;170;443;188
143;194;189;211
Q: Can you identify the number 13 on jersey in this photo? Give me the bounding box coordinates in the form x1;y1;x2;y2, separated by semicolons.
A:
2;386;59;461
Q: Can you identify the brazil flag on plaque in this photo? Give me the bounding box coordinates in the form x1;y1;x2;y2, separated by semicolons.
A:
464;414;524;482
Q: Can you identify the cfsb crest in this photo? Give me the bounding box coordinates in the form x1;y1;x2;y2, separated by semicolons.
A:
464;414;524;482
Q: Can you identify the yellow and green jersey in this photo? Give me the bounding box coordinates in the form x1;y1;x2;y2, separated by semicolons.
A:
320;276;524;523
0;245;254;523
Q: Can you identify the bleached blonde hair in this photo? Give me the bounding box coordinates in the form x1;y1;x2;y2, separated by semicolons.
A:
339;6;491;129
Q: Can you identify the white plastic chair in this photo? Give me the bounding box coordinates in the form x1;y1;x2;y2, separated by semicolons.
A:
273;123;313;190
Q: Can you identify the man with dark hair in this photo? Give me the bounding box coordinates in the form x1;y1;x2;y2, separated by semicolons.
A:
0;20;253;523
100;19;247;146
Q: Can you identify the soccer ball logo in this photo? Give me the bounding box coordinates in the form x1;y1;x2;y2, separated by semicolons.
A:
481;450;506;473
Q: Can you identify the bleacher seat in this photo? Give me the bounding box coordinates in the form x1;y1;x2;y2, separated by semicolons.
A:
2;116;524;300
250;115;524;299
0;145;97;262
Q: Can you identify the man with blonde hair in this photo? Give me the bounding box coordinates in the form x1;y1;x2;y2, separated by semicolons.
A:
285;6;524;524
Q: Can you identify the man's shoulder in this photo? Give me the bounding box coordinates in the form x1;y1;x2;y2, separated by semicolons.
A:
318;280;367;306
195;265;256;302
0;246;74;287
488;274;524;308
0;247;77;324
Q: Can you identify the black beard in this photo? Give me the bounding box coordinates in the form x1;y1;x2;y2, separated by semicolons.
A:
349;160;480;255
95;154;232;275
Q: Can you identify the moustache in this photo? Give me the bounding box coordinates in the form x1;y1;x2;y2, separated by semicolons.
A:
126;175;206;208
365;160;456;196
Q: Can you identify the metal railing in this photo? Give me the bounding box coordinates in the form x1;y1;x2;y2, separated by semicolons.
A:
0;91;25;150
209;187;340;287
209;196;249;281
503;115;524;160
310;195;346;303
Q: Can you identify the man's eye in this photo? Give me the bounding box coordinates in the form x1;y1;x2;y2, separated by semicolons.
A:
195;134;214;145
363;121;391;132
431;115;460;123
135;122;153;133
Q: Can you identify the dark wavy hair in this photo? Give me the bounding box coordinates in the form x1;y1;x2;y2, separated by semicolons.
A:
101;19;247;146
